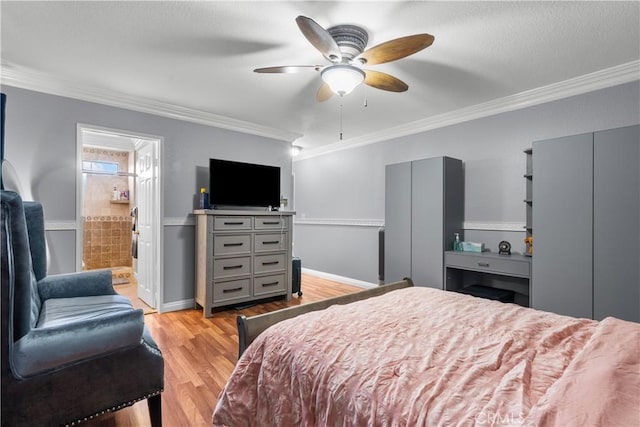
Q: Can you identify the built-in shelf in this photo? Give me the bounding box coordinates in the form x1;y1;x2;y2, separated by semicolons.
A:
524;147;533;256
110;200;130;204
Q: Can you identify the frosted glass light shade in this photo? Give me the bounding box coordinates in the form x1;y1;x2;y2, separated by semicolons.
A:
321;65;365;96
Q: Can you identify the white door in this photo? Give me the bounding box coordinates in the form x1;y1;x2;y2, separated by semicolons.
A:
135;142;157;307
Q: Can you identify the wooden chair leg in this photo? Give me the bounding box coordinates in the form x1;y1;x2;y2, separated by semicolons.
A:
147;394;162;427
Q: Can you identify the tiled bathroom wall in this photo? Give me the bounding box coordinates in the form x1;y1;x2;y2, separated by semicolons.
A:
82;147;133;270
83;217;132;269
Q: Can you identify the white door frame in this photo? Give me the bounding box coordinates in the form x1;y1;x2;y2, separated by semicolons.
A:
76;123;164;311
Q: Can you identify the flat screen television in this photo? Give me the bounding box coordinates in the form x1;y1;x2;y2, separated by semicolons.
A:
209;158;280;209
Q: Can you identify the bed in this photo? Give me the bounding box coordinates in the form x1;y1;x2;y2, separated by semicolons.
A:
213;279;640;426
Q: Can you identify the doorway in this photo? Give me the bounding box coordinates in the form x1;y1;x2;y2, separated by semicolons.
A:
76;124;162;312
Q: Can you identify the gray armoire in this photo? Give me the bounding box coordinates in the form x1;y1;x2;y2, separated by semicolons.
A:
532;125;639;322
384;156;464;288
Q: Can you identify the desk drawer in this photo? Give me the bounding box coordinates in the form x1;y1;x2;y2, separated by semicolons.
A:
213;256;251;279
213;234;251;255
214;217;252;230
255;216;288;229
254;233;287;252
254;253;286;274
253;274;286;296
445;253;530;278
213;278;251;303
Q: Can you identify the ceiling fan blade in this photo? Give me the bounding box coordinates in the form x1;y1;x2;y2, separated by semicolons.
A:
254;65;322;73
316;82;334;102
296;16;342;62
364;70;409;92
356;34;434;65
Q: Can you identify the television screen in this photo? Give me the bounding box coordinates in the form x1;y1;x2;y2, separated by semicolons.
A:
209;158;281;209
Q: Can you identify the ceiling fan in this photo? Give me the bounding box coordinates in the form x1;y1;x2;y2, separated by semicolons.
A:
254;16;434;102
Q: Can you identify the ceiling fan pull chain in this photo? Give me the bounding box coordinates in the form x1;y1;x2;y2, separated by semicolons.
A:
364;85;368;107
339;99;343;140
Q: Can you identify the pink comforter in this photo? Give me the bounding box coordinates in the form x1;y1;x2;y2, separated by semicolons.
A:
213;287;640;426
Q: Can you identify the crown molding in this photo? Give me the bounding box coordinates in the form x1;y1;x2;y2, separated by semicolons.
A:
3;60;637;154
296;60;640;161
0;64;301;143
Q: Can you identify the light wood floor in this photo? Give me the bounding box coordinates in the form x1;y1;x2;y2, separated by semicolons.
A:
85;274;362;426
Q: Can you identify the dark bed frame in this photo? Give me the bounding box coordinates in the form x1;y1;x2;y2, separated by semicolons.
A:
236;278;414;357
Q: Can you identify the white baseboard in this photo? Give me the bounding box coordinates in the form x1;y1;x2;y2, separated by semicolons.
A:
159;299;195;313
302;268;377;289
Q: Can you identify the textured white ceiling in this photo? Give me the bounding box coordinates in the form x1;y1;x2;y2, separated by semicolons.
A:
1;1;639;154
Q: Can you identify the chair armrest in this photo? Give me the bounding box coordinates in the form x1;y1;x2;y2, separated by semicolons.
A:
38;270;116;300
11;309;144;378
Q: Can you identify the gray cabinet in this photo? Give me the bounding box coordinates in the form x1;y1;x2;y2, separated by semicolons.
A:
593;126;639;321
193;210;294;317
532;125;639;322
384;157;464;288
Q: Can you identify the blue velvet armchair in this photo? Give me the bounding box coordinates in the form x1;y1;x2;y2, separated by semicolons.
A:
1;191;164;426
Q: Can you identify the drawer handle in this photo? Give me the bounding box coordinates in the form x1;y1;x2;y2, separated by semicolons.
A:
262;281;279;287
263;241;280;245
223;264;244;270
223;242;244;247
222;287;243;293
263;221;280;225
224;221;244;225
262;261;279;266
478;262;490;267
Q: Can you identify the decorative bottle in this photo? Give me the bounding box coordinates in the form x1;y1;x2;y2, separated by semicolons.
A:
199;187;209;209
454;233;461;251
112;186;119;200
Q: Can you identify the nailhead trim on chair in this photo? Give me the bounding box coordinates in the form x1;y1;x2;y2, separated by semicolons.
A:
142;338;163;357
64;389;163;426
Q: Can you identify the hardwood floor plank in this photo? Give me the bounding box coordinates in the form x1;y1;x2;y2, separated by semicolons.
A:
83;274;362;426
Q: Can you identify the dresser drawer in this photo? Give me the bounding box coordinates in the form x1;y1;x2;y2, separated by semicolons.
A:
213;256;251;279
213;234;251;255
255;216;288;229
254;253;286;274
214;216;252;230
253;274;286;296
213;278;251;303
445;252;530;278
254;233;288;252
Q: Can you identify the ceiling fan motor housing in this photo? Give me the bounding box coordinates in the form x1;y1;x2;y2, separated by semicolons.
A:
328;25;368;61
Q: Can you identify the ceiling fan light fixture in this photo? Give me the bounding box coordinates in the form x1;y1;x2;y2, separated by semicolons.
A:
321;64;365;96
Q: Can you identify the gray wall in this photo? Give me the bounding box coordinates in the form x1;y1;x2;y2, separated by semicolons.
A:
2;85;293;308
293;81;640;284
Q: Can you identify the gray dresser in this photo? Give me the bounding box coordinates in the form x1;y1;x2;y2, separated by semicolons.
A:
384;156;464;288
532;125;639;322
193;210;295;317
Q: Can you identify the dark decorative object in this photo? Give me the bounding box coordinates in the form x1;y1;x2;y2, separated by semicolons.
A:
498;240;512;255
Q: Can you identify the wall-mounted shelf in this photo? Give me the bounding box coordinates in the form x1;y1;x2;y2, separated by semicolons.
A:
110;200;130;204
